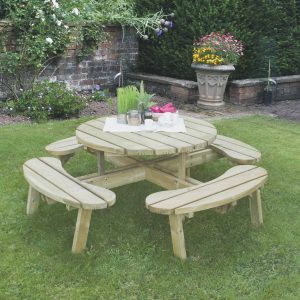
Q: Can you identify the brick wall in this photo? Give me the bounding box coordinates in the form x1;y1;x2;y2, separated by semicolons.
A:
0;23;138;99
226;75;300;105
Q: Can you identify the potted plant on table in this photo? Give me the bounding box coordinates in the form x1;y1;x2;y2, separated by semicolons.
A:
191;32;244;107
116;85;139;124
137;81;155;122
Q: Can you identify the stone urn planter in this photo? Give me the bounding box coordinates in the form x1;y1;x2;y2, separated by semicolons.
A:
191;63;235;107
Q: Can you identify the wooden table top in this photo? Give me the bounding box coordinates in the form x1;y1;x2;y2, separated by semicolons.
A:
76;115;217;156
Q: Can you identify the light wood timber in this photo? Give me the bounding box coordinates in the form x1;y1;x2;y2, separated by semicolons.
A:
210;135;261;164
26;186;40;215
23;157;116;253
90;119;177;155
249;189;263;227
178;152;187;180
78;123;154;155
145;166;194;190
145;165;268;259
45;136;83;164
72;208;92;253
169;215;186;260
76;116;217;156
45;136;83;156
83;166;146;189
97;151;105;175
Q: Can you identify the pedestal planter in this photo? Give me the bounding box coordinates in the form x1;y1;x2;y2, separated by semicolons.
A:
191;63;235;107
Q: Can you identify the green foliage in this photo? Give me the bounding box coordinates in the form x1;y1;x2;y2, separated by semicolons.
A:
137;80;155;110
135;0;300;80
117;85;139;114
89;88;111;102
0;0;173;99
12;81;86;122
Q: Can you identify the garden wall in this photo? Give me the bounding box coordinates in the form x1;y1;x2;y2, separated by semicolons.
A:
227;75;300;105
0;22;138;99
126;72;300;105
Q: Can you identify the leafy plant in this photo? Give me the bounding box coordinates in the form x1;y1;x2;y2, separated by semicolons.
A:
0;0;174;99
117;85;139;114
12;81;86;122
89;86;111;102
137;80;155;111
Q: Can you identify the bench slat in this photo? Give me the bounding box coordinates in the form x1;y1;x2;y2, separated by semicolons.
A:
46;137;83;156
145;165;257;206
24;158;113;209
146;166;267;215
175;176;267;214
23;166;81;208
210;135;261;164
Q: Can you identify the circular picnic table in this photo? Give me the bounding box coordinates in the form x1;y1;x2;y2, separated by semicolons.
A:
76;115;217;156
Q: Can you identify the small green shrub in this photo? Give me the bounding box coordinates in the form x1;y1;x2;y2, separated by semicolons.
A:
89;87;111;102
13;81;86;122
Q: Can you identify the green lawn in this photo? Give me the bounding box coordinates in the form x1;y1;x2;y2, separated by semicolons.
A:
0;116;299;299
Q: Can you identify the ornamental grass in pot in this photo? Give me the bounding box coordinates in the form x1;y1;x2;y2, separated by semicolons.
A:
116;85;139;124
191;32;244;107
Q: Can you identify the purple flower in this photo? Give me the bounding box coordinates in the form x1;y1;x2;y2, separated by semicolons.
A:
95;84;101;91
156;29;163;37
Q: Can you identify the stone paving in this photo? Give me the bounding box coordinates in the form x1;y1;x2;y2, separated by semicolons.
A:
182;100;300;122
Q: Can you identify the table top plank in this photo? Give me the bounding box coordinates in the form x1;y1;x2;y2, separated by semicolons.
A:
181;115;216;128
136;131;195;152
89;119;177;155
78;123;155;155
183;119;217;134
77;130;125;154
158;132;208;150
184;127;216;144
76;115;217;155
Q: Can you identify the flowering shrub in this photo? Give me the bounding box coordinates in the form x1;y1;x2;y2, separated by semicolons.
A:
192;32;244;65
0;0;174;101
13;81;86;122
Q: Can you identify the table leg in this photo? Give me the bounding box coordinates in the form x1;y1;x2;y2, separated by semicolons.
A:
96;151;105;175
178;152;187;180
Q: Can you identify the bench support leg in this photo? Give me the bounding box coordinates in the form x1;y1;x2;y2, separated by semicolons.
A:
72;208;92;253
249;189;263;227
26;186;40;215
169;214;186;260
97;151;105;175
58;154;74;165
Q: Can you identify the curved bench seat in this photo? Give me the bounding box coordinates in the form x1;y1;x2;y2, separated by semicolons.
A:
146;165;268;259
23;157;116;253
45;136;84;164
210;135;261;165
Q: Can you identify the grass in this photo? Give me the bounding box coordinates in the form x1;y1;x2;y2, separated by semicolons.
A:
0;115;299;299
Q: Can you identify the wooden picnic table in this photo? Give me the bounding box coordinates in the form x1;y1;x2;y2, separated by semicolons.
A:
75;115;218;189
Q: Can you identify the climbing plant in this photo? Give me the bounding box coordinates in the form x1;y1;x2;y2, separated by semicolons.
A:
0;0;174;98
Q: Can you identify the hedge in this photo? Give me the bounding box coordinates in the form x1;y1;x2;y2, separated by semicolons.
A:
135;0;300;80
